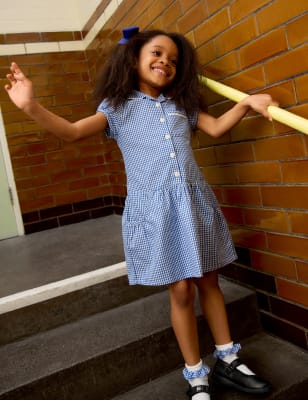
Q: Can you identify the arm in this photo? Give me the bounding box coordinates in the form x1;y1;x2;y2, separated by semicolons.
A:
5;62;107;142
197;94;278;138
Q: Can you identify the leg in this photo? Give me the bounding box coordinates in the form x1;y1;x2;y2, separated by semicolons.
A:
168;279;200;365
193;271;231;345
168;279;210;399
194;271;271;394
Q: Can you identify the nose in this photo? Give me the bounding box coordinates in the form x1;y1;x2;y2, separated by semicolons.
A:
159;55;170;66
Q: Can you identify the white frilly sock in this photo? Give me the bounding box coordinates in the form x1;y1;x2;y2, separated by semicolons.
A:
215;342;255;375
184;360;210;400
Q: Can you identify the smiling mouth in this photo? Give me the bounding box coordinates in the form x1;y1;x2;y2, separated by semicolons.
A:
152;67;169;77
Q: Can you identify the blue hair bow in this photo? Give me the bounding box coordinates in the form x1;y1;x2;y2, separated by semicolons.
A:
118;26;139;44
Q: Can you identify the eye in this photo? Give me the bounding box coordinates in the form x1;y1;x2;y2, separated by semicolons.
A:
152;50;161;56
171;59;177;66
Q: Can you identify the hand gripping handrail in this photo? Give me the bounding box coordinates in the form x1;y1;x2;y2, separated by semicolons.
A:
199;75;308;135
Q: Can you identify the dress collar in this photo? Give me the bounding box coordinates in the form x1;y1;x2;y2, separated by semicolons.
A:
128;90;171;102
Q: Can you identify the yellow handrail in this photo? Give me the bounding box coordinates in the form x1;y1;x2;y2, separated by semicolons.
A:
199;75;308;135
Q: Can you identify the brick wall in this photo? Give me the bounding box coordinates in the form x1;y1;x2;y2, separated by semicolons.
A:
0;0;307;349
0;43;126;233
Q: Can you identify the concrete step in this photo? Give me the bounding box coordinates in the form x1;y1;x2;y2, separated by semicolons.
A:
0;278;261;400
0;266;163;346
111;333;308;400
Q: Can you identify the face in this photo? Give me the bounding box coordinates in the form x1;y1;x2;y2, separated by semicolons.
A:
136;35;178;98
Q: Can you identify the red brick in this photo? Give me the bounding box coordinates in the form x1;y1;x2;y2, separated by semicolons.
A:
223;66;266;94
257;0;308;34
180;0;199;13
277;278;308;307
206;0;229;15
230;0;270;23
50;170;82;183
194;9;229;46
21;197;55;213
215;142;254;164
216;16;257;56
232;111;274;142
261;186;308;210
205;52;238;79
69;177;100;191
193;147;216;166
295;75;308;103
230;227;267;249
36;183;68;197
267;233;308;259
46;149;79;162
243;208;289;232
222;186;262;206
16;176;50;190
250;249;297;279
162;2;182;28
220;205;244;225
296;261;308;284
239;28;288;69
55;191;87;205
289;211;308;235
287;13;308;47
253;135;305;161
203;164;238;185
9;145;27;158
281;160;308;183
197;40;216;65
178;2;208;33
258;81;296;108
88;185;115;198
265;45;308;84
84;165;110;177
237;161;281;183
12;154;45;168
29;161;65;176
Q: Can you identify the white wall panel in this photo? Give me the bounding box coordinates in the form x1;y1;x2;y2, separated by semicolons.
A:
0;0;101;33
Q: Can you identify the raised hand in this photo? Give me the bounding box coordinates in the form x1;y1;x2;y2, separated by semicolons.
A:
242;93;279;121
4;62;34;111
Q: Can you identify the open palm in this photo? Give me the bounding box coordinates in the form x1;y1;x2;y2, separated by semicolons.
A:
5;62;34;111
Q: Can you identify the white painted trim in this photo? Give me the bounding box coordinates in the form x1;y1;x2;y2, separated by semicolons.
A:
0;262;127;315
0;0;120;56
0;106;24;236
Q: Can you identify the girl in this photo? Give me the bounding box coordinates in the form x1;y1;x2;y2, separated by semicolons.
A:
5;28;277;400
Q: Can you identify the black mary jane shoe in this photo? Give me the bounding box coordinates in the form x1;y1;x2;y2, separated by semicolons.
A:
211;358;272;394
187;384;210;399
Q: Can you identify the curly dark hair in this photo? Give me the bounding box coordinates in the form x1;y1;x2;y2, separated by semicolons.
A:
93;29;204;117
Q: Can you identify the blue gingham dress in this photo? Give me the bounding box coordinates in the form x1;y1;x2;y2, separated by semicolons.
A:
97;91;237;286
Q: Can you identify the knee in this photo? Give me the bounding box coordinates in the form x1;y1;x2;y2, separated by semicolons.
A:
195;272;221;296
168;279;195;308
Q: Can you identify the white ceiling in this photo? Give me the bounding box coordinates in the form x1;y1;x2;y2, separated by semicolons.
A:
0;0;102;33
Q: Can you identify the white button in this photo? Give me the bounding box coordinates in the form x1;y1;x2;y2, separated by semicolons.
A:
165;134;171;140
174;171;180;177
160;117;165;123
156;102;160;107
170;152;176;158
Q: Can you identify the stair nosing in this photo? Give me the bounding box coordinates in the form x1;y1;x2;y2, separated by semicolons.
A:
0;261;127;315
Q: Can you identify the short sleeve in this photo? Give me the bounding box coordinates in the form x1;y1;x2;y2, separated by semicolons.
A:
97;99;118;139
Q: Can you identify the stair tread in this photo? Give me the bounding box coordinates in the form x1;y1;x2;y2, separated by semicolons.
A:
0;278;253;394
0;215;124;297
111;333;308;400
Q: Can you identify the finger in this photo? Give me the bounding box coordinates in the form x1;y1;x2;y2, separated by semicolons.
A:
11;62;25;79
263;109;273;121
6;73;15;83
4;84;12;92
